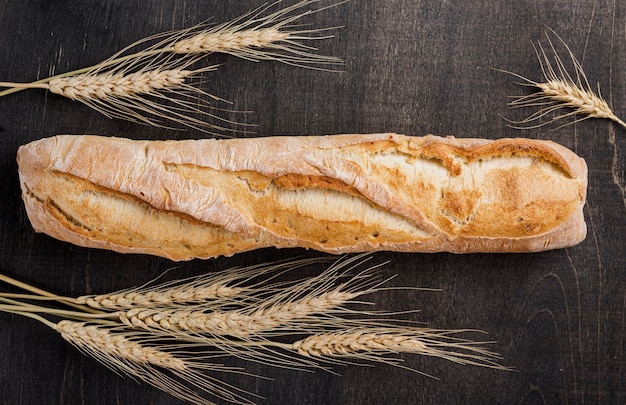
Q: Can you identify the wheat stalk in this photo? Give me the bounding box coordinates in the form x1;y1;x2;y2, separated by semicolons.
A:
0;56;242;134
499;29;626;130
0;255;511;405
0;0;343;94
0;0;343;133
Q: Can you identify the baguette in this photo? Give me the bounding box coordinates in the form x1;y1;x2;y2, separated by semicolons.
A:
17;134;587;260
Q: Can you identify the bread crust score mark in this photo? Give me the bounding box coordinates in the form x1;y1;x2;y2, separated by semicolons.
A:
17;134;587;260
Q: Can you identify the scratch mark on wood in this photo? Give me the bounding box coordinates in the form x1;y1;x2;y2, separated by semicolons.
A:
609;126;626;209
608;0;626;210
619;288;625;403
586;199;606;402
565;248;585;404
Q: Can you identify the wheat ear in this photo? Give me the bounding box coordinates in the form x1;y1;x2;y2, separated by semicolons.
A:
207;327;511;377
118;288;361;338
0;60;243;134
500;30;626;130
168;0;345;68
52;66;237;131
0;298;262;405
56;320;185;370
74;257;335;310
58;320;267;405
284;328;508;372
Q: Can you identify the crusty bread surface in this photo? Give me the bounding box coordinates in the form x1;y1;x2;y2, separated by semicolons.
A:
17;134;588;260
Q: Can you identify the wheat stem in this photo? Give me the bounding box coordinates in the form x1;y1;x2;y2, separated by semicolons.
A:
0;300;116;324
0;273;59;298
0;306;58;329
0;82;50;89
0;48;170;97
0;0;344;133
0;292;85;304
0;273;102;313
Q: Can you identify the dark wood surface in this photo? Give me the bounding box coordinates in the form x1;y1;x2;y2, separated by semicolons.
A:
1;1;625;404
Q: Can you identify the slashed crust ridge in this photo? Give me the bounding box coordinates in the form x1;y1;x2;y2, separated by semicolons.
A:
17;133;587;260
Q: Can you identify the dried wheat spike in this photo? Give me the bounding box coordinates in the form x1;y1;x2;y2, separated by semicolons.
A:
0;254;511;404
48;70;191;100
55;320;186;370
49;64;239;134
54;320;259;405
118;289;360;337
75;257;333;310
77;283;243;310
173;28;290;54
168;0;344;67
289;328;508;370
503;30;626;130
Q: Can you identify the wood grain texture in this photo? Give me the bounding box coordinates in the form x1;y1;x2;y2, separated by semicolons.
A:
0;0;624;404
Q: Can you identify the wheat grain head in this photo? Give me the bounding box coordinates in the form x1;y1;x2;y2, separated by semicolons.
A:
55;320;186;370
46;62;249;134
75;257;335;310
117;288;360;338
168;0;345;68
289;328;509;372
501;29;626;130
54;320;262;405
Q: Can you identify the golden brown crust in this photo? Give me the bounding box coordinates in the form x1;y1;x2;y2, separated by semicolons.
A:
17;134;587;261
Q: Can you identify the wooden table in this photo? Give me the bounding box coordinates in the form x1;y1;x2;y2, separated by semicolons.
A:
1;1;624;404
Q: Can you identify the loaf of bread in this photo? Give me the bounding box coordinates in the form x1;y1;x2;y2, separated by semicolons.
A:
17;134;587;260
